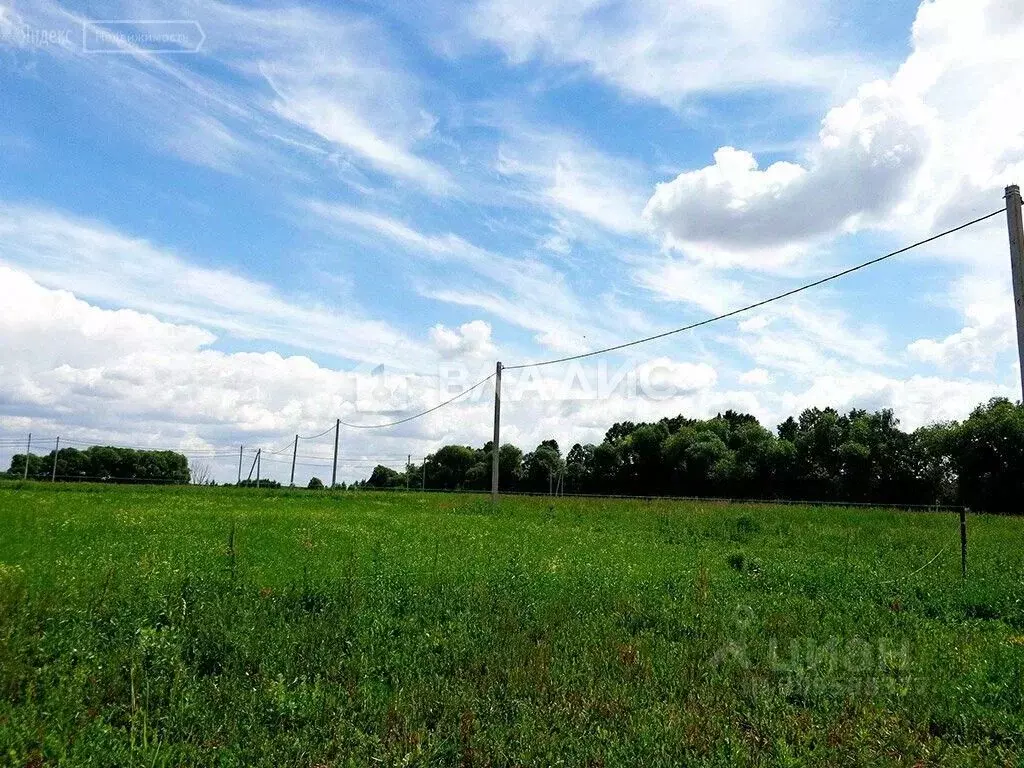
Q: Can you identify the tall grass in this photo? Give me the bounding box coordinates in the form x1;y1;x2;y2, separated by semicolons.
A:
1;484;1022;765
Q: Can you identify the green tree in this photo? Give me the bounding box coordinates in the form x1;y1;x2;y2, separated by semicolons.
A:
366;465;403;489
949;398;1024;513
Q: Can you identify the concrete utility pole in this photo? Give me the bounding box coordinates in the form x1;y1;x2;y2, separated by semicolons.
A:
331;418;340;489
290;434;298;486
406;454;411;490
422;457;426;491
255;449;261;489
23;433;30;480
1006;185;1024;401
51;437;59;482
237;444;243;484
490;362;502;504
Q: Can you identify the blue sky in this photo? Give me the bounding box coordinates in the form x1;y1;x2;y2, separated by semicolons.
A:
0;0;1022;484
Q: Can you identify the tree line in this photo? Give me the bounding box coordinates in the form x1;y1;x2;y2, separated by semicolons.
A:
5;397;1021;512
358;397;1024;513
5;445;190;484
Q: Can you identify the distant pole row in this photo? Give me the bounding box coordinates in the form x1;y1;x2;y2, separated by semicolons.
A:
6;191;1020;501
6;431;429;489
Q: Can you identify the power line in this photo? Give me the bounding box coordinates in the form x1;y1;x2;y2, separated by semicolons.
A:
504;207;1008;370
263;439;296;456
297;425;335;440
337;373;496;429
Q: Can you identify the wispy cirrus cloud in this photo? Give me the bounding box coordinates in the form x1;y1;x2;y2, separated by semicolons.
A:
306;199;596;353
0;202;422;367
494;129;648;236
2;0;451;191
463;0;878;105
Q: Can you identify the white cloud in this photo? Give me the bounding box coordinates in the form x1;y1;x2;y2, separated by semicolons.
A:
643;83;929;255
633;259;750;314
1;268;1010;488
0;203;421;367
740;368;772;386
306;200;609;354
265;79;449;193
495;132;647;235
429;320;496;359
194;2;452;192
643;0;1024;258
0;268;733;484
907;272;1014;371
635;358;718;394
908;327;988;370
738;315;772;333
164;114;252;173
2;0;450;191
632;0;1022;405
728;301;892;378
465;0;874;106
779;372;1014;430
0;266;502;481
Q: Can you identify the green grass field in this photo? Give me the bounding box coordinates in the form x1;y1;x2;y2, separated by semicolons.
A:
1;484;1023;766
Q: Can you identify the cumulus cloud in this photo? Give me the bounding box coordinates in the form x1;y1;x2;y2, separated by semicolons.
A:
643;0;1024;260
429;320;496;360
2;268;1010;489
643;83;929;256
0;268;736;483
0;267;500;481
635;358;718;395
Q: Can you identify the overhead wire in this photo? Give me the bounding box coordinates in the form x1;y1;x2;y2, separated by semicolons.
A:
503;207;1008;370
336;372;496;429
2;206;1012;474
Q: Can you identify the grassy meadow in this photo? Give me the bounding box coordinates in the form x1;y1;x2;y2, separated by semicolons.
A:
1;483;1023;766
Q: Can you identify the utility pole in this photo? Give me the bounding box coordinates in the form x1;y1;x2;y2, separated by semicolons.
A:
51;437;59;482
1006;185;1024;401
422;457;427;491
23;432;30;480
237;444;243;484
490;362;502;504
331;418;340;489
290;434;298;487
255;448;261;489
406;454;411;490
